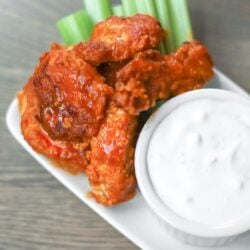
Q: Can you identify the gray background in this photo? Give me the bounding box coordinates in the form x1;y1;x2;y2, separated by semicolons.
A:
0;0;250;249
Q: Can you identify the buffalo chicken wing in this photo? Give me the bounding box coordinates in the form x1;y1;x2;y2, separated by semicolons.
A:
33;45;113;142
74;14;165;65
86;102;138;205
18;78;90;174
113;41;214;115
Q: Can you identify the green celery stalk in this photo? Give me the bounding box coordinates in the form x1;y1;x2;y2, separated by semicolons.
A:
155;0;175;52
135;0;157;17
112;5;124;16
157;42;166;54
56;10;93;45
121;0;137;16
136;0;166;53
148;100;165;114
83;0;113;24
167;0;193;49
148;0;193;112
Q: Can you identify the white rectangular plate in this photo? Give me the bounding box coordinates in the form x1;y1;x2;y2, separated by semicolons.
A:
6;68;250;250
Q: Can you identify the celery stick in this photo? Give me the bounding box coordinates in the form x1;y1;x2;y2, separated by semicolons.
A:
121;0;137;16
148;100;165;114
157;43;166;54
56;10;93;45
135;0;157;17
136;0;166;53
112;5;124;16
83;0;113;24
168;0;193;49
155;0;175;52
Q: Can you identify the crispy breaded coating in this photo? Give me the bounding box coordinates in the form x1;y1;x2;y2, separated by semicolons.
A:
74;14;165;65
33;45;113;141
113;41;214;115
114;50;170;115
166;41;214;96
18;79;90;174
86;103;138;206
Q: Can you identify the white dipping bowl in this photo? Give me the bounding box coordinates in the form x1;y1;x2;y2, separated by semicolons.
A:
135;89;250;247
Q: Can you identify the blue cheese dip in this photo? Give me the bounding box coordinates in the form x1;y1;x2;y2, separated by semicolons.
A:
147;99;250;225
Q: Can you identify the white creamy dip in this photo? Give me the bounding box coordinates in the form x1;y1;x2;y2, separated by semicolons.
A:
147;99;250;226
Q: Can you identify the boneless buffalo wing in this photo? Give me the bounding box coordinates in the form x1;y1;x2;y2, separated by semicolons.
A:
33;44;113;141
18;78;90;174
86;102;138;205
19;14;214;205
114;41;213;115
166;41;214;96
74;14;165;65
114;49;170;115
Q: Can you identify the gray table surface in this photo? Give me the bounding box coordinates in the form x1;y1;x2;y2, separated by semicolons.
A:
1;0;250;249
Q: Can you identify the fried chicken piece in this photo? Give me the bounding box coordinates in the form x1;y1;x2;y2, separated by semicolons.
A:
114;41;214;115
114;50;170;115
166;41;214;96
33;44;113;142
74;14;165;65
18;79;90;174
86;102;138;206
